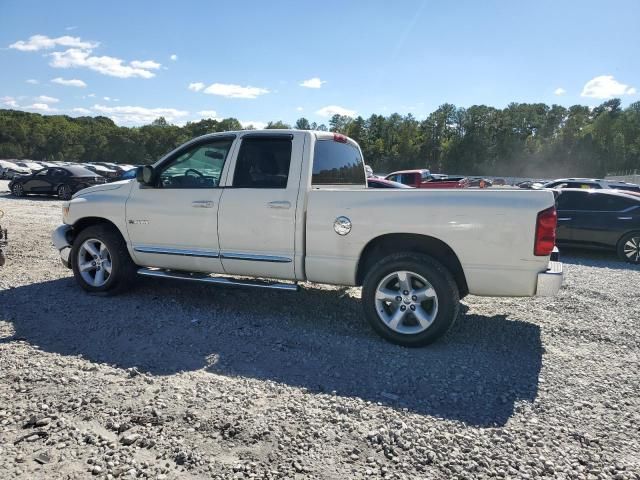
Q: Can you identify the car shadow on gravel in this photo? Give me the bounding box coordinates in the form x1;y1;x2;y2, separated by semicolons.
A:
561;248;640;271
1;277;542;427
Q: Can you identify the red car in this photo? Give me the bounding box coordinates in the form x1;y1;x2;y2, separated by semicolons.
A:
385;169;469;189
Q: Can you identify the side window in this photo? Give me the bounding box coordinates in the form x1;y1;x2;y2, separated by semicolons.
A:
312;139;366;185
158;139;233;188
36;169;50;176
233;137;292;188
387;175;398;183
566;182;598;189
556;191;586;210
589;194;638;211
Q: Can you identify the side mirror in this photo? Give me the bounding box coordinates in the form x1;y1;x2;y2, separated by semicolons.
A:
136;165;155;185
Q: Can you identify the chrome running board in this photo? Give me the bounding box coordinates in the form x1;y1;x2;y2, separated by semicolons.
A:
137;267;299;292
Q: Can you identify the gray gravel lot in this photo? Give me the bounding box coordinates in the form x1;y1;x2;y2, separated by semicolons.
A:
0;180;639;479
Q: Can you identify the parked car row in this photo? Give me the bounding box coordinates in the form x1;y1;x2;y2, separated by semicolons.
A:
3;159;139;200
0;159;137;180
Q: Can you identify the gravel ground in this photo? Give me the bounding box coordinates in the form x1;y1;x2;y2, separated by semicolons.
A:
0;180;639;480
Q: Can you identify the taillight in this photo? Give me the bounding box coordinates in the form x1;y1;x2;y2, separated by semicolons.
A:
534;206;557;256
333;133;348;143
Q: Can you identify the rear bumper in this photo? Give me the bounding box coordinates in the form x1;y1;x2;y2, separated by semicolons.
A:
51;224;72;269
536;260;563;296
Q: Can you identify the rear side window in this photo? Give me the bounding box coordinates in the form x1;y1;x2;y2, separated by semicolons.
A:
233;137;292;188
312;140;365;185
589;194;639;211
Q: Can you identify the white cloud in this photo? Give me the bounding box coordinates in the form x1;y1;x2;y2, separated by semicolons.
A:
300;77;326;89
203;83;269;99
26;79;39;84
170;54;178;61
26;103;57;112
188;82;205;92
103;96;111;101
581;75;637;99
296;106;304;112
316;105;357;117
87;93;96;98
1;96;19;108
92;104;189;125
9;34;97;52
35;95;59;104
65;26;78;31
71;107;91;114
240;120;267;129
554;87;566;96
52;77;87;87
198;110;220;119
49;48;160;79
129;60;161;70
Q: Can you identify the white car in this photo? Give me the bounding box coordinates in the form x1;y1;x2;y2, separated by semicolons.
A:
52;130;563;346
542;178;640;193
0;160;32;179
14;160;44;172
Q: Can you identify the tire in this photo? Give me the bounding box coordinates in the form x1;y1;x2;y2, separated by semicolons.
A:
11;183;25;197
617;232;640;264
70;225;137;294
58;184;72;200
362;253;460;347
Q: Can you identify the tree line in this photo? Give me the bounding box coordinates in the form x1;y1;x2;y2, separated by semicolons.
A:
1;98;639;177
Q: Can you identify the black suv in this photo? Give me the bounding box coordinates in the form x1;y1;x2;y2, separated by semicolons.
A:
555;189;640;263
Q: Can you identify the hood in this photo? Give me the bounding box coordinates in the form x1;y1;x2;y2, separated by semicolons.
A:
72;180;132;199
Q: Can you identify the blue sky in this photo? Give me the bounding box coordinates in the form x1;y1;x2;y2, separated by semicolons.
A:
1;0;638;127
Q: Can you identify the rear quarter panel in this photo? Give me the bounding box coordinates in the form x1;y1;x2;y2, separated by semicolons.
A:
305;189;556;296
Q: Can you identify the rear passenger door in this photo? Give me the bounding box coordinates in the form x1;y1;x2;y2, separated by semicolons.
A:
217;133;303;280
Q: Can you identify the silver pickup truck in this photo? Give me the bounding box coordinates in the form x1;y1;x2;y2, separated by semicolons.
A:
52;130;563;346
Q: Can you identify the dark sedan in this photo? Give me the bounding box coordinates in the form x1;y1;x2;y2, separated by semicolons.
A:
555;189;640;263
9;166;106;200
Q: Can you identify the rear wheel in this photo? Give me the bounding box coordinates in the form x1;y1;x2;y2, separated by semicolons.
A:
362;253;460;347
70;225;136;294
57;184;72;200
617;232;640;264
11;183;25;197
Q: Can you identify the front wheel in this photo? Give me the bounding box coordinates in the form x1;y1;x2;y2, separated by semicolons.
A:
617;232;640;264
70;225;137;294
58;184;72;200
11;183;25;197
362;253;460;347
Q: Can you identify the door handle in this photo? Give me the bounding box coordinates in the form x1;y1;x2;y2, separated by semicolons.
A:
268;201;291;209
192;200;214;208
557;217;572;221
617;216;632;220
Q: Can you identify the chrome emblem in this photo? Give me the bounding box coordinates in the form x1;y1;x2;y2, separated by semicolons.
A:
333;216;352;236
128;219;149;225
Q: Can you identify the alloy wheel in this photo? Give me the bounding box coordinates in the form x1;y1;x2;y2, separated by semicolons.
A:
374;270;439;335
623;236;640;262
77;238;112;287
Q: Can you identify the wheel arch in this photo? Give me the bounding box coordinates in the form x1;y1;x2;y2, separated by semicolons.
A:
71;217;126;244
355;233;469;297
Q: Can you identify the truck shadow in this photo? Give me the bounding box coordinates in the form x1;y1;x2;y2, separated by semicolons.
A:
0;277;542;427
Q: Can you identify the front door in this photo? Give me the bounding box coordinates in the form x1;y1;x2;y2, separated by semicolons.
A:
125;137;235;273
23;168;53;192
217;133;302;280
